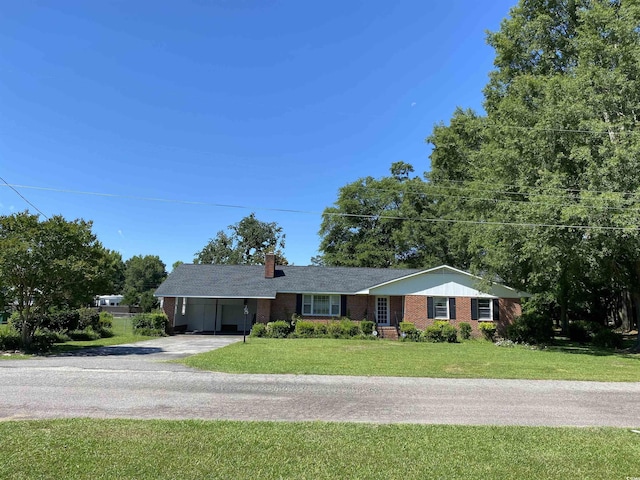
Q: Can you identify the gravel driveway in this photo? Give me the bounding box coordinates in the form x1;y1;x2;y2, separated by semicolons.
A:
1;335;638;427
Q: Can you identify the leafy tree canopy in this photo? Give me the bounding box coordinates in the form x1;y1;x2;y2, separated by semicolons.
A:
194;213;287;265
318;163;470;269
122;255;167;311
0;212;113;345
429;0;640;334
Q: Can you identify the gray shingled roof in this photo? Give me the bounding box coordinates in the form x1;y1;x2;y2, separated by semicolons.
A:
154;264;423;298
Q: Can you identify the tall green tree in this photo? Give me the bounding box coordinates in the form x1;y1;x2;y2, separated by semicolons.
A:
194;213;287;265
0;212;111;346
122;255;167;311
318;162;469;268
430;0;640;335
97;249;126;294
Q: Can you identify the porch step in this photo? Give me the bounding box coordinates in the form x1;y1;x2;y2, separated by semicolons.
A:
378;326;399;340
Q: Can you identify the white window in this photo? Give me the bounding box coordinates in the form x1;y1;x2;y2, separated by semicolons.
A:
302;294;340;316
478;299;492;320
434;297;448;319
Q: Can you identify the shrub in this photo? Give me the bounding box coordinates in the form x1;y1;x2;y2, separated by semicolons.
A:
77;308;100;331
290;314;303;328
0;326;21;351
505;311;553;345
458;322;472;340
132;312;169;336
340;319;360;337
314;323;328;337
592;329;623;349
250;323;267;337
295;320;317;338
360;320;375;335
28;330;57;353
45;310;80;331
567;321;590;343
327;322;343;338
478;322;497;341
96;312;114;338
50;331;71;343
99;311;114;329
266;320;290;338
68;329;101;341
440;322;458;343
423;321;457;343
399;321;421;342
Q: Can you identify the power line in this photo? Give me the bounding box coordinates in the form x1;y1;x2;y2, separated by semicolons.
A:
343;184;640;212
487;123;639;137
0;176;49;219
1;182;638;232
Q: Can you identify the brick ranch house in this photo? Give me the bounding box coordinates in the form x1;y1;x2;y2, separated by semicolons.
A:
155;254;529;338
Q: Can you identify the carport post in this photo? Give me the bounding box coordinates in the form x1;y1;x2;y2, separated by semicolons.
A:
243;304;249;343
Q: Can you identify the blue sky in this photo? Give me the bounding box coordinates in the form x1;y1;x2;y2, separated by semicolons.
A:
1;0;516;269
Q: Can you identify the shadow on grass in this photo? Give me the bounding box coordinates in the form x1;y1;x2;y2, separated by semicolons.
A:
543;337;640;359
47;345;164;357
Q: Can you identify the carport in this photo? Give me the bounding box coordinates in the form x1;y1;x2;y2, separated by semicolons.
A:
172;297;258;333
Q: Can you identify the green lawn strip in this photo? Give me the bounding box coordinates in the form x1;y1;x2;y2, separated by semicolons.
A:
49;316;157;353
2;317;156;356
0;419;638;480
179;338;640;381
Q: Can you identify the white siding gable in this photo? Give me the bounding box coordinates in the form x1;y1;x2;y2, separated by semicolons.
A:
361;267;526;298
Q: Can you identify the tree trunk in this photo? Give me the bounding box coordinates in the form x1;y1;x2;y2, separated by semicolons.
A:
629;291;640;353
20;319;31;350
558;274;569;335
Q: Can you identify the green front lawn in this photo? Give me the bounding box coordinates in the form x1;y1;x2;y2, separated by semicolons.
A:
1;318;157;357
49;317;156;354
179;338;640;382
1;419;638;479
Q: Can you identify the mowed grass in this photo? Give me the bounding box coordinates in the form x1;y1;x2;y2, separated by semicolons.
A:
1;318;156;357
1;419;639;479
180;338;640;381
48;317;156;354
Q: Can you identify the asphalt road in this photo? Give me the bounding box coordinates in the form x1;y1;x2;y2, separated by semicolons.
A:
1;335;638;427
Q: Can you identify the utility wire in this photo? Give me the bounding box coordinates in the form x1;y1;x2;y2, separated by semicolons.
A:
8;181;640;211
0;176;49;219
1;183;638;232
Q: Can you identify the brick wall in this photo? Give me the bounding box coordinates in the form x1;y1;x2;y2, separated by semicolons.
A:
346;296;368;320
403;296;521;337
390;296;403;326
161;297;176;326
404;295;428;329
270;293;297;321
497;298;522;336
256;298;271;324
272;294;377;322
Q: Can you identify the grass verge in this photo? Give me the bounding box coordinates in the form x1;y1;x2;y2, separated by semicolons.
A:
1;318;156;357
1;419;639;479
49;317;156;354
179;338;640;381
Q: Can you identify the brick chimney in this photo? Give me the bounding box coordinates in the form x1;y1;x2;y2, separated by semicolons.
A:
264;253;276;278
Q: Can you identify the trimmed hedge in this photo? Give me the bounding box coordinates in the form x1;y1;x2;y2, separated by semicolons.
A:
266;320;290;338
250;323;267;337
132;312;169;336
399;321;420;342
458;322;472;340
360;320;375;335
424;321;458;343
295;321;317;337
478;322;497;341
